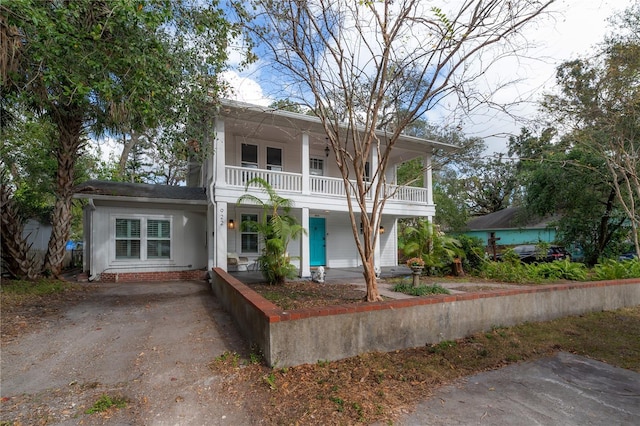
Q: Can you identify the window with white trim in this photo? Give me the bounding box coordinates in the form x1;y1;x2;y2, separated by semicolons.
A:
240;213;259;253
147;219;171;259
115;219;141;259
114;217;171;260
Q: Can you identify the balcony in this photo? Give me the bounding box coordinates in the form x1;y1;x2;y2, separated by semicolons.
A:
224;166;429;205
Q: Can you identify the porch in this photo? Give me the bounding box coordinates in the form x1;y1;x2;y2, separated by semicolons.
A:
223;165;429;204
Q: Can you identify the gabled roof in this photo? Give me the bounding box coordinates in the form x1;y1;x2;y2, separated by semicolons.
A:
74;180;207;204
466;207;559;231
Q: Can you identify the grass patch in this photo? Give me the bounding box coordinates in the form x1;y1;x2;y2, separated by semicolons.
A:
0;278;81;312
392;282;450;296
1;278;78;296
84;394;127;414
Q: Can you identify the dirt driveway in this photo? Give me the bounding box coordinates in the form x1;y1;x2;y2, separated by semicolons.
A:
1;280;255;425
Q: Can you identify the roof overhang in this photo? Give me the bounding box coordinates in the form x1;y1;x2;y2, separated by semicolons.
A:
73;193;208;206
218;99;459;154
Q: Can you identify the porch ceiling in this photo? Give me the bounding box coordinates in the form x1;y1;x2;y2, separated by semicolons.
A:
218;100;459;164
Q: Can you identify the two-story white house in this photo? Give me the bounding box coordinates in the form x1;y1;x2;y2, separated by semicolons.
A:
74;100;456;282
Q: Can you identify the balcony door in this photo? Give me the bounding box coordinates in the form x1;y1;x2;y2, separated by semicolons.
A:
309;217;326;266
267;146;283;188
310;157;325;193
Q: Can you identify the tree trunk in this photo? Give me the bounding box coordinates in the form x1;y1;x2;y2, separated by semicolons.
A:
42;108;83;277
362;256;382;302
118;130;140;178
355;209;383;302
0;184;39;280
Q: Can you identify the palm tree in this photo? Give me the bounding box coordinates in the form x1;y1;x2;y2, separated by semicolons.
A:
401;218;463;275
237;178;306;284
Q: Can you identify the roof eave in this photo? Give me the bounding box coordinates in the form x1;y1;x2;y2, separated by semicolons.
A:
73;193;208;205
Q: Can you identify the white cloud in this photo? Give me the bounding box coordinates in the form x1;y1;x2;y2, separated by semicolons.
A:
220;70;273;106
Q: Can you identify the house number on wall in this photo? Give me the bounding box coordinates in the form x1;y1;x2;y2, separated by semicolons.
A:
219;208;225;227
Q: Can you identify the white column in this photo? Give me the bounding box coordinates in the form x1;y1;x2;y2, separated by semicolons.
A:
207;203;215;272
371;143;381;271
301;133;310;195
214;201;228;271
374;224;382;272
214;118;226;185
424;152;433;205
300;207;311;277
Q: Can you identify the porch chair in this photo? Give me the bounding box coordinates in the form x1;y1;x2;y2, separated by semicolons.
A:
227;252;249;272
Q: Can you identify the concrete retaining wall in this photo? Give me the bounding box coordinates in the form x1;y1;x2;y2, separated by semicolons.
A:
210;268;640;367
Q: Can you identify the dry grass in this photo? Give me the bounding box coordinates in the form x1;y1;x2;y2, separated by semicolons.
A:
210;306;640;425
1;279;88;344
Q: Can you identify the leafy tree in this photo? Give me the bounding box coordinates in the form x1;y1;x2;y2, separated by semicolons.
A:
238;178;307;285
2;0;241;277
509;128;628;265
540;4;640;258
248;0;554;301
268;99;306;114
464;154;518;216
396;121;483;231
1;107;97;277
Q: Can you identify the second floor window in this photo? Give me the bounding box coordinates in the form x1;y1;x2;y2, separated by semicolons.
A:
266;147;282;171
241;143;258;168
310;158;324;176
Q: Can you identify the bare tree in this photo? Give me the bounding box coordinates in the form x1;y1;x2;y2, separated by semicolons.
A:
249;0;554;301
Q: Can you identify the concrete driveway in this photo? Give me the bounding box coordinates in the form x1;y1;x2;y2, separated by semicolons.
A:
1;280;253;425
394;351;640;425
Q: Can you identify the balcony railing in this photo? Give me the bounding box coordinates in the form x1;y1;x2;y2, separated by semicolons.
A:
224;166;428;204
226;166;302;192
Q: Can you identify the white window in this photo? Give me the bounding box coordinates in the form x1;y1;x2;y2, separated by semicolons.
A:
240;213;259;253
310;158;324;176
147;219;171;259
114;217;171;260
115;219;141;259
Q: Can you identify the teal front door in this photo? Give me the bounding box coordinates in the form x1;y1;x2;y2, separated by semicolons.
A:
309;217;326;266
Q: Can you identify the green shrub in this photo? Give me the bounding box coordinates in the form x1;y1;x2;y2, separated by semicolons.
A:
400;219;464;276
500;248;521;265
480;260;537;283
457;235;485;272
594;259;640;280
529;260;587;281
392;282;450;296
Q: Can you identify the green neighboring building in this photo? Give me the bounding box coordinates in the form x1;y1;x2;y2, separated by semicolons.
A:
461;207;558;248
